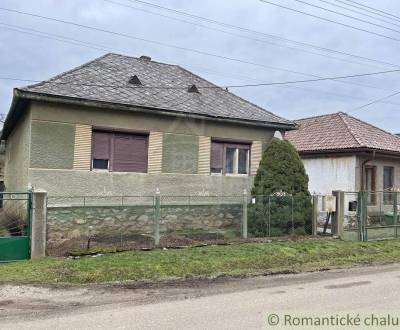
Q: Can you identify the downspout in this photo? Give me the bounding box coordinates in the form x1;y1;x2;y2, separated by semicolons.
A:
360;150;376;191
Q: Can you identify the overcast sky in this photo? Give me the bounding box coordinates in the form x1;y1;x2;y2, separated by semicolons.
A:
1;0;400;131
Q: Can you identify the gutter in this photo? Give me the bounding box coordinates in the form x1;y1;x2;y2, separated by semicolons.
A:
2;89;296;140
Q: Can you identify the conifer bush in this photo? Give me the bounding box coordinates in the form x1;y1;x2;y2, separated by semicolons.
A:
249;138;312;236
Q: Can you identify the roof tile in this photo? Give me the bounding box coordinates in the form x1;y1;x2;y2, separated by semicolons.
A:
21;53;293;126
286;112;400;153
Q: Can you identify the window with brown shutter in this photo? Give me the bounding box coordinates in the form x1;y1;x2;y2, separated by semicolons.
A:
210;140;250;175
210;141;224;174
92;130;148;173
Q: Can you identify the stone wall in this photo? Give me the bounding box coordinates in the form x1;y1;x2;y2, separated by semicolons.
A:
46;204;243;256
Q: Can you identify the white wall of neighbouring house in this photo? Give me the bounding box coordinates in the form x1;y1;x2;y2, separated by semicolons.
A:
301;155;356;195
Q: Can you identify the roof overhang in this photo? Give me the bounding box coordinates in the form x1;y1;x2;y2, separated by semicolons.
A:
1;89;296;140
298;148;400;159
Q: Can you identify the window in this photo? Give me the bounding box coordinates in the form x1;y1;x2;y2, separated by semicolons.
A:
210;141;250;175
383;166;394;204
365;166;376;205
92;130;148;172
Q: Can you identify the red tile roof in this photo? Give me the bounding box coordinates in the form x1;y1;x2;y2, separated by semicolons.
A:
285;112;400;153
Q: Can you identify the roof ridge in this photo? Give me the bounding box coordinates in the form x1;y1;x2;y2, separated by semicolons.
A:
340;111;400;140
294;112;337;122
21;53;113;90
337;112;363;147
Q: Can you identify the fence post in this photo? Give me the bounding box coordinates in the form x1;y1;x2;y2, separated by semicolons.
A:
154;188;161;246
393;192;398;238
332;190;345;238
242;189;248;239
291;195;295;234
312;195;318;236
357;191;367;241
31;189;47;259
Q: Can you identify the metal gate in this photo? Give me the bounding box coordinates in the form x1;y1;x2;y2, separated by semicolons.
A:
0;192;32;262
343;191;400;241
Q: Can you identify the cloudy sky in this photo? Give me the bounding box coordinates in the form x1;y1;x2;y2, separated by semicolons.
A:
1;0;400;131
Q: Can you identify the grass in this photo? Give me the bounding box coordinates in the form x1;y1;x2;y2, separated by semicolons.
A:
2;239;400;284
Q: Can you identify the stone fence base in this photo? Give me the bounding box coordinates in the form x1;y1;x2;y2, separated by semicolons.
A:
46;204;243;256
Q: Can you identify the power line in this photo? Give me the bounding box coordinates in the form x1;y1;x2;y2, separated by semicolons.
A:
340;0;400;22
259;0;400;43
102;0;383;69
5;21;400;108
125;0;400;69
5;22;400;107
292;0;400;35
315;0;400;28
0;6;330;79
347;90;400;113
331;0;400;24
2;5;400;95
1;68;399;89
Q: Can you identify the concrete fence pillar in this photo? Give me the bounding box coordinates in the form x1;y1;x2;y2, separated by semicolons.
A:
242;189;248;239
312;195;318;236
154;188;161;246
31;189;47;259
332;190;345;238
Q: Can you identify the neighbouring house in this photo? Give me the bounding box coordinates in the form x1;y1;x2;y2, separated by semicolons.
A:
1;53;295;197
286;112;400;200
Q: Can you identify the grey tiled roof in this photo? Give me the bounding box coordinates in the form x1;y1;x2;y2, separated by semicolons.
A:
20;53;294;127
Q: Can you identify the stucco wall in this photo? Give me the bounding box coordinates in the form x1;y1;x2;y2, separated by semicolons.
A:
301;156;357;194
29;169;253;196
4;109;31;191
25;101;278;196
30;121;75;169
29;101;277;142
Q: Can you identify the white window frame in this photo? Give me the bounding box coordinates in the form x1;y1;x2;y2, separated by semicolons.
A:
225;148;250;176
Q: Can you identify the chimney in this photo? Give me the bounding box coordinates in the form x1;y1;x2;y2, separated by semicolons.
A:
139;55;151;62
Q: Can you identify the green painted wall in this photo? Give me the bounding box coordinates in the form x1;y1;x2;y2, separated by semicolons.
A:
162;133;199;174
30;121;75;169
4;109;31;191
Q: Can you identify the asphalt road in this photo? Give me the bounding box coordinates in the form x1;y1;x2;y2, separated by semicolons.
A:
2;264;400;330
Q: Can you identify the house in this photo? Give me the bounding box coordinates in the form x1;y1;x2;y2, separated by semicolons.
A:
1;53;295;196
286;112;400;198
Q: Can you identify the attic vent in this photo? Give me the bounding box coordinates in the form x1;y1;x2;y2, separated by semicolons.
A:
128;75;142;85
187;84;200;93
139;55;151;62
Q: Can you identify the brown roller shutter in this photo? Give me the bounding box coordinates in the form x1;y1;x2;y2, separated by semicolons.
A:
113;133;148;172
210;141;224;170
92;131;111;159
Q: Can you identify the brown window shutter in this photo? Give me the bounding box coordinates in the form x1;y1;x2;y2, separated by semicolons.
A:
113;133;148;172
210;141;224;169
92;131;111;159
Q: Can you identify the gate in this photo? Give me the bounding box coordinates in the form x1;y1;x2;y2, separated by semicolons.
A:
0;192;32;262
344;191;400;241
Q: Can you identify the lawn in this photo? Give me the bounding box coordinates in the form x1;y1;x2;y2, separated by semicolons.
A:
1;238;400;284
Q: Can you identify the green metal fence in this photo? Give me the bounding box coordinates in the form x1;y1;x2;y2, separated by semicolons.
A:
0;192;32;262
46;193;314;256
343;191;400;241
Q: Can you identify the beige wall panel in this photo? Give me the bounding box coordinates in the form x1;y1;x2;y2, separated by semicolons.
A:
73;125;92;170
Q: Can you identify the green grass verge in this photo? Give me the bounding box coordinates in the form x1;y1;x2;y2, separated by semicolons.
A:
1;239;400;284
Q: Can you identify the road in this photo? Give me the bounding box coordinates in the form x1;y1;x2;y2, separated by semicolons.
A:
1;264;400;329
